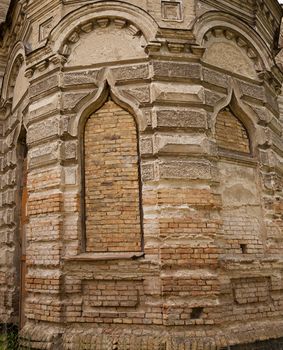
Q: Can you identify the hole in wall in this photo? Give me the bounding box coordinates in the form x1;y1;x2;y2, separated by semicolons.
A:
240;244;247;254
190;307;203;319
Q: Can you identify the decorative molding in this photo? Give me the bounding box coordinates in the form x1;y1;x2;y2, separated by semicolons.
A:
145;41;162;54
39;17;53;42
161;0;183;22
145;41;204;56
209;78;267;155
25;53;67;78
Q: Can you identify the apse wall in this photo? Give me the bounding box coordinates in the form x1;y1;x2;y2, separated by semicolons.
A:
0;0;283;349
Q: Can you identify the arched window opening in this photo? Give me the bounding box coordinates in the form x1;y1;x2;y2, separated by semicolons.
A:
215;107;251;155
83;99;142;253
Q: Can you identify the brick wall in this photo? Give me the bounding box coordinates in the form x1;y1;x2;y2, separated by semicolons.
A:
229;337;283;349
215;109;250;154
84;100;142;252
1;1;283;346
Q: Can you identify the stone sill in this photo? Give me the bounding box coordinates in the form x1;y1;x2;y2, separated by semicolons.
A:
220;256;256;263
64;252;145;262
220;255;282;264
218;149;256;165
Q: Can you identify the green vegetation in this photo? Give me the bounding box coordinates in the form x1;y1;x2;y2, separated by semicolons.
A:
0;334;6;350
0;334;7;350
0;331;19;350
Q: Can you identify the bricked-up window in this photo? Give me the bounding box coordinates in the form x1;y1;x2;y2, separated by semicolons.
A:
84;100;142;252
215;108;250;154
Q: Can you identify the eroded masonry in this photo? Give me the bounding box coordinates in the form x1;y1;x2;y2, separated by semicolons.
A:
0;0;283;349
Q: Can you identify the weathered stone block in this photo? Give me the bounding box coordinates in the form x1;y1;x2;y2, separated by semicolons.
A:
29;141;60;167
30;75;59;98
155;134;210;154
205;89;225;106
203;67;229;88
112;64;150;81
29;93;61;121
63;70;99;86
121;86;151;103
237;80;265;101
62;91;92;110
140;136;153;155
159;160;213;179
152;83;205;103
27;117;60;144
61;140;77;160
152;61;201;80
141;162;155;181
63;166;77;185
155;108;207;129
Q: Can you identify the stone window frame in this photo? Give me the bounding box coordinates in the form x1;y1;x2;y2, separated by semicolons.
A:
213;93;266;263
212;90;259;164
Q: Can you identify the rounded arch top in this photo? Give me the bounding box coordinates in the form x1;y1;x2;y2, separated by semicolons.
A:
1;42;27;102
49;1;159;54
194;11;274;73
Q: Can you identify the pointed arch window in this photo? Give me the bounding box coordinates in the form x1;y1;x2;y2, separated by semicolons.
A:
214;104;263;258
82;99;143;253
215;107;251;155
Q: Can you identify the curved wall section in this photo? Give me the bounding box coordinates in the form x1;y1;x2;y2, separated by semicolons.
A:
0;1;283;349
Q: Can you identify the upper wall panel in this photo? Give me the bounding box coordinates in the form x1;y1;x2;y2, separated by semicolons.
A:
65;19;147;67
202;30;258;79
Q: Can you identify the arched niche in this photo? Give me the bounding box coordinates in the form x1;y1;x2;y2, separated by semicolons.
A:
5;54;29;111
82;97;143;253
202;28;259;79
2;43;29;110
12;59;29;110
214;100;265;258
62;18;147;67
49;2;158;52
211;85;262;157
194;11;273;73
70;81;146;254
